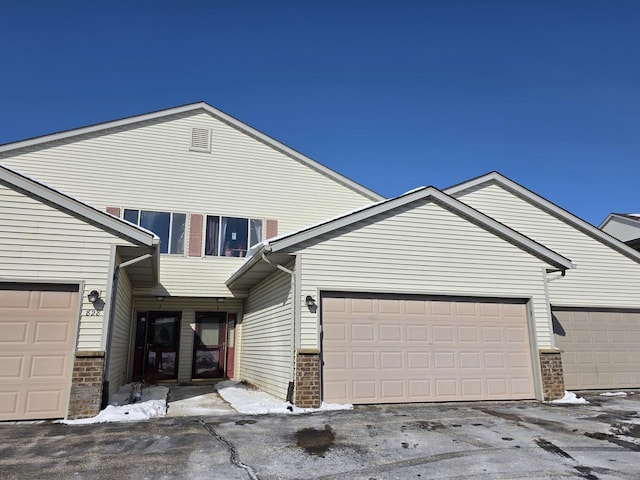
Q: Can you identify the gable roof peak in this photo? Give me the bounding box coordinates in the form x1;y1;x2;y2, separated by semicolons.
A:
445;171;640;264
0;101;382;202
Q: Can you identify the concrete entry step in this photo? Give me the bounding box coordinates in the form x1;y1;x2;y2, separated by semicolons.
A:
166;384;236;417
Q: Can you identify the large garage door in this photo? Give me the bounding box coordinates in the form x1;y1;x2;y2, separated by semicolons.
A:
322;295;536;404
0;285;78;420
553;308;640;390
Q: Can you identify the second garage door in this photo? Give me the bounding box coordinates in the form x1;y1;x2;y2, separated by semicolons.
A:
0;285;79;421
553;308;640;390
322;294;536;404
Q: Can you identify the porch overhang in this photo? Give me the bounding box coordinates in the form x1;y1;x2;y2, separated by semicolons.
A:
226;244;293;294
116;243;160;288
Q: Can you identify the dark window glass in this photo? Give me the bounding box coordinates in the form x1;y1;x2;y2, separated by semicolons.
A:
221;217;248;257
123;209;139;224
170;213;186;255
140;211;171;254
249;219;263;248
205;215;220;256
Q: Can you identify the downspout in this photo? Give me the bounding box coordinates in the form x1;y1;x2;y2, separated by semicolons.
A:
261;252;297;402
101;253;153;408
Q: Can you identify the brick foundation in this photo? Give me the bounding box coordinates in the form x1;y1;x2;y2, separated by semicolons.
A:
539;349;565;401
67;351;105;419
294;349;321;408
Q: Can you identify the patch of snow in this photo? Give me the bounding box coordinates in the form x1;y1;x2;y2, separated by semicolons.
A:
215;380;352;415
600;392;628;397
61;384;169;425
547;391;589;405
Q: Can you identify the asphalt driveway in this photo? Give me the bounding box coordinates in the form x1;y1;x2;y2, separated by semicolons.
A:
1;392;638;479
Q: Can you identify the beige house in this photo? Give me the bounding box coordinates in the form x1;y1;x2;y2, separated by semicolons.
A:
446;173;640;392
1;103;638;421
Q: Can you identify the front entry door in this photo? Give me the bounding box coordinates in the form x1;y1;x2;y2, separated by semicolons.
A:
192;312;226;379
133;311;181;381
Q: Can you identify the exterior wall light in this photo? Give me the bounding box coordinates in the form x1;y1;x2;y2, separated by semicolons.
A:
216;297;225;303
156;295;166;302
87;290;100;303
305;295;316;308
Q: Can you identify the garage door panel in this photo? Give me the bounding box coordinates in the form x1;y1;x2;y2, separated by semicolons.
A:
0;322;28;342
554;308;640;390
323;296;535;404
0;287;77;420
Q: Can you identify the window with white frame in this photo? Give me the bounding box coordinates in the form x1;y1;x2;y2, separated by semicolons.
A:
205;216;263;257
124;209;186;255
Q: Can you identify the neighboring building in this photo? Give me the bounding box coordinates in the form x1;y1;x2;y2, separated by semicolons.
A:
600;213;640;251
1;103;638;421
445;173;640;393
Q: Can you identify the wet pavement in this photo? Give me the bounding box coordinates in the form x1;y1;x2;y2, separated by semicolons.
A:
0;391;638;479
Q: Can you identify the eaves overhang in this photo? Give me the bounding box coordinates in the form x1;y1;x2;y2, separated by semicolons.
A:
0;102;383;203
0;163;157;248
445;171;640;264
226;185;574;292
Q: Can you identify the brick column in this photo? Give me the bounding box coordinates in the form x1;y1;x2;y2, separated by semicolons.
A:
67;351;105;419
539;349;565;401
294;349;321;408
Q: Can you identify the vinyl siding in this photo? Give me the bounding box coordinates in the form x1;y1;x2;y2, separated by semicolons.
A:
241;266;293;400
132;256;245;297
452;183;640;308
0;183;134;350
132;296;243;383
295;200;554;348
107;264;133;398
1;110;376;296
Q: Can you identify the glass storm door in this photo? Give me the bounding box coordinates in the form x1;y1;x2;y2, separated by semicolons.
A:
192;312;226;379
145;312;181;380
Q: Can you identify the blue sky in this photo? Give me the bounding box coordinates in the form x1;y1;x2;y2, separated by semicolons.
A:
1;1;639;225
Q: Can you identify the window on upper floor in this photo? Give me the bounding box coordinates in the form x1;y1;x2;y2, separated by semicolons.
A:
124;209;186;255
204;216;263;257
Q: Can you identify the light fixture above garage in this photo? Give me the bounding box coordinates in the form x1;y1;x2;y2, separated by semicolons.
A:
87;290;100;303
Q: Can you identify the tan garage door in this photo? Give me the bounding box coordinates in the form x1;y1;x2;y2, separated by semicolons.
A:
0;285;78;420
322;295;536;404
553;308;640;390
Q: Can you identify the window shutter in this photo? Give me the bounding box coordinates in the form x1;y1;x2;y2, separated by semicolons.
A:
106;207;121;217
188;214;204;257
266;219;278;239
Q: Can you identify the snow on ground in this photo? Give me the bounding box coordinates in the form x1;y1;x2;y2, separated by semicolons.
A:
600;392;629;397
215;380;353;415
61;381;351;424
547;391;589;405
61;384;169;425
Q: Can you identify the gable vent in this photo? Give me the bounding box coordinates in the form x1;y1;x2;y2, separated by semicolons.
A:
190;127;211;152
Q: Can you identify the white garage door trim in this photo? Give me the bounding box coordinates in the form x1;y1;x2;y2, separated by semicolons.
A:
553;307;640;390
0;283;81;421
321;293;536;404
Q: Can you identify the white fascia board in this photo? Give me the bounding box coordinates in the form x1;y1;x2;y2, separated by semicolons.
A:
445;171;640;264
598;213;640;229
0;102;383;202
0;164;156;247
0;102;208;152
268;186;573;271
197;105;383;202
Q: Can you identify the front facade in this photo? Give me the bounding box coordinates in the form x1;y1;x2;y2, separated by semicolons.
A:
1;104;639;420
0;103;380;419
445;174;640;393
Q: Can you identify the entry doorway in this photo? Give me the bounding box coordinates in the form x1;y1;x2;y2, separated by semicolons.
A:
192;312;227;379
132;311;181;381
